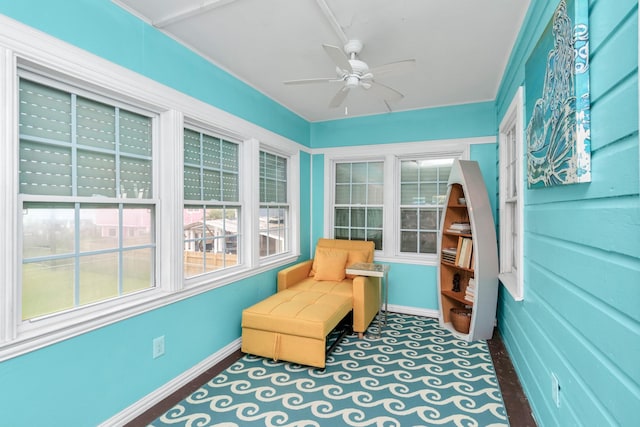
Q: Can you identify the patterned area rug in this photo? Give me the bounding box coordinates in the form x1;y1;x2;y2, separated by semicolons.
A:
151;313;509;426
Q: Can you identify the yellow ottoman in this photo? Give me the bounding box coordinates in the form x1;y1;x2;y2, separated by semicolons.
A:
241;289;352;368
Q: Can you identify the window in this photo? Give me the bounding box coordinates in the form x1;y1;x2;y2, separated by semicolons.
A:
19;77;155;320
183;128;240;277
499;87;524;300
399;158;453;254
333;161;384;249
259;151;289;257
325;141;473;263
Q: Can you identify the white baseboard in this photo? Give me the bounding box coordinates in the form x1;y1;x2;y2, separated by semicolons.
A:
100;338;242;427
387;304;439;319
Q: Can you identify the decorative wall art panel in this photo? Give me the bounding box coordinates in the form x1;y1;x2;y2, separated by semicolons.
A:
525;0;590;188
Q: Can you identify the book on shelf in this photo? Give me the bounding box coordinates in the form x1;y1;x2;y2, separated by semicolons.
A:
447;222;471;234
464;278;476;302
441;247;458;263
456;237;473;268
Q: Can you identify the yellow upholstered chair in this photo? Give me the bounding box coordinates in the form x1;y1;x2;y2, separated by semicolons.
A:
277;238;380;338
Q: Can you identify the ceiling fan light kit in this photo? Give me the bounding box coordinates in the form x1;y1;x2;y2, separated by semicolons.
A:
283;0;417;112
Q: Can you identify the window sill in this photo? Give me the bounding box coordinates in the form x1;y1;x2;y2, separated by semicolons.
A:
499;272;524;301
1;256;299;362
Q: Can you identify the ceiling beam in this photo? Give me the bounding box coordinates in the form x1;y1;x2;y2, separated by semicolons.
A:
153;0;240;28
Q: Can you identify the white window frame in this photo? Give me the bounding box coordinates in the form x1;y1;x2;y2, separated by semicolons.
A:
322;138;484;265
182;122;245;284
17;70;161;323
258;147;293;260
0;16;301;361
498;86;525;301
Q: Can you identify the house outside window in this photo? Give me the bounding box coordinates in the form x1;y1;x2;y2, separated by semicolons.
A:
333;161;384;250
499;87;524;300
19;76;156;320
399;158;453;254
259;150;289;257
183;128;240;277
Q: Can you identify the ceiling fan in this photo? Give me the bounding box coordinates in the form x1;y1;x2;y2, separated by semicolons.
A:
284;39;416;110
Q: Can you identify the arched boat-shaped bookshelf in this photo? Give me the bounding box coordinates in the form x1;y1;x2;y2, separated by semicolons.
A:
438;160;499;341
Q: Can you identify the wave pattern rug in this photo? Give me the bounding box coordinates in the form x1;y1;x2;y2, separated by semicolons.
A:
151;313;509;427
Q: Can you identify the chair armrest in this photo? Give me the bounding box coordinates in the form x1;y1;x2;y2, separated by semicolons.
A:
351;275;381;334
277;260;313;291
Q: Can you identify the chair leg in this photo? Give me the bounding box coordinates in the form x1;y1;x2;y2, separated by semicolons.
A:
358;332;364;339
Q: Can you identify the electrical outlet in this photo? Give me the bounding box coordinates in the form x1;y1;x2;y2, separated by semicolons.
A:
551;372;560;407
153;336;165;359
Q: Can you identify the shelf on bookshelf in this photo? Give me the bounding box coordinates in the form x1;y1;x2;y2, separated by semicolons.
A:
441;289;474;306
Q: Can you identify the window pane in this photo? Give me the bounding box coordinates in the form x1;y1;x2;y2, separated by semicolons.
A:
119;110;152;157
19;79;71;142
184;167;201;200
77;97;115;151
352;163;367;183
419;164;438;181
23;205;75;258
259;206;288;257
335;184;350;204
351;184;366;204
335;208;349;227
351;208;366;227
401;231;417;252
334;227;349;239
19;141;72;196
419;232;437;253
202;170;221;201
79;252;118;305
401;160;419;182
123;207;153;247
222;172;238;201
420;183;438;204
77;150;116;197
401;209;418;229
368;162;384;182
420;209;438;230
367;208;383;228
122;248;153;294
336;163;351;183
120;157;152;199
79;206;118;252
22;259;75;319
184;129;201;165
401;183;419;204
368;184;383;204
202;135;221;169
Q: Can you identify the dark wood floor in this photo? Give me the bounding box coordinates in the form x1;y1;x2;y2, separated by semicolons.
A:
126;331;536;426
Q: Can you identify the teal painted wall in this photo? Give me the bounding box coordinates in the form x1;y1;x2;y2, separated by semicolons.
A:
310;106;498;312
495;1;640;426
0;1;311;426
310;101;496;148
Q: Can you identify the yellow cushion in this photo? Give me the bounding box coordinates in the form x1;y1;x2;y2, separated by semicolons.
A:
242;289;352;339
313;248;348;281
345;250;370;279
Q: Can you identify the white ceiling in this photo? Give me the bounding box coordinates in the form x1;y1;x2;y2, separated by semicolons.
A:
113;0;530;122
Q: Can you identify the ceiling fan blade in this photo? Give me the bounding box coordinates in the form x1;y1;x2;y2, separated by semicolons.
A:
368;81;404;102
283;77;339;85
322;44;353;72
370;59;416;78
329;87;350;108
